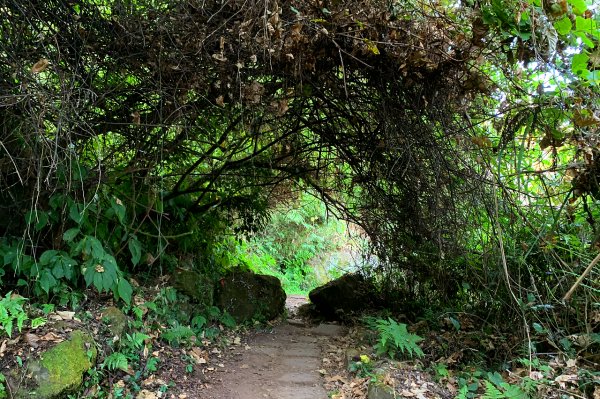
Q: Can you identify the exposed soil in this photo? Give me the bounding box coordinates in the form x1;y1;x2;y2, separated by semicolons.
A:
199;295;346;399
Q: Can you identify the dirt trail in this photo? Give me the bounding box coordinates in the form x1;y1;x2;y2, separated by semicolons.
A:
202;295;346;399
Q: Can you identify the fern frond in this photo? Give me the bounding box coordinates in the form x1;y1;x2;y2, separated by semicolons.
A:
374;318;424;359
103;352;128;372
482;380;505;399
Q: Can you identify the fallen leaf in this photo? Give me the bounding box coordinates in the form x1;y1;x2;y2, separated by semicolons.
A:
31;59;50;73
325;375;348;384
56;311;75;320
40;332;62;342
240;364;249;369
136;389;158;399
25;333;40;347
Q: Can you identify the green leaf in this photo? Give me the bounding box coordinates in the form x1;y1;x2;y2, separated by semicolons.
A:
69;203;83;224
111;198;126;225
24;211;36;225
117;278;133;305
568;0;587;15
39;250;59;266
572;52;590;75
39;269;57;294
35;212;49;231
63;228;80;242
93;271;103;292
84;262;95;286
554;17;572;36
128;237;142;266
576;16;598;36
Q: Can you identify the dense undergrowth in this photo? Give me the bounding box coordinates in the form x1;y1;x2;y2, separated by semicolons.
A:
1;0;600;397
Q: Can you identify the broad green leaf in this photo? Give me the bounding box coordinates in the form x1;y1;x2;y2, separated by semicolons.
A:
128;237;142;266
117;278;133;305
39;269;57;294
576;16;598;37
93;270;103;292
84;261;95;286
574;31;596;48
39;250;59;266
111;198;126;225
554;17;572;36
69;203;83;224
572;52;590;75
568;0;587;15
63;228;80;242
24;210;36;224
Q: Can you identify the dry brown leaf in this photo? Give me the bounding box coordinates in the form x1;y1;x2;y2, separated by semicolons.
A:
0;340;7;356
40;332;63;342
136;389;158;399
215;95;225;107
31;59;50;73
25;333;40;347
56;310;75;320
131;111;141;125
326;375;348;384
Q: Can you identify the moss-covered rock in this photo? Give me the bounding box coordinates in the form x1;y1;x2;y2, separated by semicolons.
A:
215;270;286;323
309;273;379;320
15;330;97;398
172;269;214;309
367;380;396;399
101;306;128;337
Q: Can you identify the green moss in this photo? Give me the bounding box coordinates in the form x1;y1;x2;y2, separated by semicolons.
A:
25;330;97;398
102;306;127;337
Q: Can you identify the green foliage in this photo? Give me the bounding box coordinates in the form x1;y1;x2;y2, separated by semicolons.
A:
237;192;351;294
0;373;6;399
349;354;375;378
370;317;424;359
160;324;195;346
455;367;546;399
0;292;28;338
102;352;129;372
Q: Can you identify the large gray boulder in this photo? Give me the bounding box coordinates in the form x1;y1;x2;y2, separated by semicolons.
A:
309;273;377;320
215;270;286;323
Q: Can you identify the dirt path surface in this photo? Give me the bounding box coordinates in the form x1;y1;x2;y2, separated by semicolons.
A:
202;295;346;399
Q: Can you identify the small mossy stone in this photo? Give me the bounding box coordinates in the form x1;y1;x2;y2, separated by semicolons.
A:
345;348;360;370
102;306;128;337
172;269;214;309
367;380;396;399
18;330;97;398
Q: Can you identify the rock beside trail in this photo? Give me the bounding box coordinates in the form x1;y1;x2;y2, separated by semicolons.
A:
367;380;396;399
172;268;214;309
215;270;286;323
11;330;97;398
309;273;377;320
102;306;128;337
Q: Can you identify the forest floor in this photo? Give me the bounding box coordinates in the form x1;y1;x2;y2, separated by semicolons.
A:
178;295;346;399
173;295;453;399
1;292;597;398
